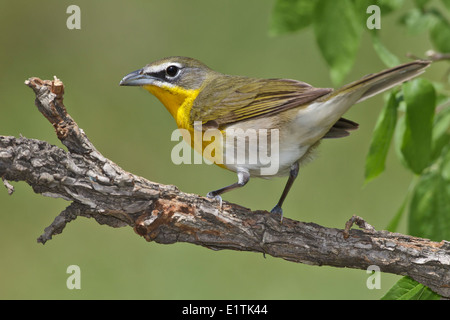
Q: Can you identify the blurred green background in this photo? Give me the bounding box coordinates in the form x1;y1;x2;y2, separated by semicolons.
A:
0;0;442;299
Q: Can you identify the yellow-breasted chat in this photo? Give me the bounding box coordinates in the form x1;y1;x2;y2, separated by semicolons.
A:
120;57;430;217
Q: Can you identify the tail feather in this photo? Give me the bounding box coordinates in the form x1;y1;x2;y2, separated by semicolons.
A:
315;60;430;140
342;60;431;104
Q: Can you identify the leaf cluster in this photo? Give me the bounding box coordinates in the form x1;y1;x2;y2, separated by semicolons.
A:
270;0;450;300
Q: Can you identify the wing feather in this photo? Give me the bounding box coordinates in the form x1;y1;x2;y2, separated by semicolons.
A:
190;76;332;129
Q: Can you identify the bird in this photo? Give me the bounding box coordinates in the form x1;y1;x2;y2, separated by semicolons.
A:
120;56;430;218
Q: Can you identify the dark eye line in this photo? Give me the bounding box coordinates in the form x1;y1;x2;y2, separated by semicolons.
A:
145;70;166;79
143;65;181;80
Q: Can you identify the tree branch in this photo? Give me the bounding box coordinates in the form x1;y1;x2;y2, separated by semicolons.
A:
1;77;449;297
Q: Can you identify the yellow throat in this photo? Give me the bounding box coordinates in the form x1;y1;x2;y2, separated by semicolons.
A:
143;84;225;168
143;84;199;131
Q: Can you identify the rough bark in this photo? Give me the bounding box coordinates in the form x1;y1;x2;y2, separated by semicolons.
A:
0;77;449;297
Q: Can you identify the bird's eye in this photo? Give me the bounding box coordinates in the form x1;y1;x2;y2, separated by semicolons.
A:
166;65;179;77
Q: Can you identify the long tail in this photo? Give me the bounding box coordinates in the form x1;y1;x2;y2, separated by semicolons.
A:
336;60;431;104
308;60;431;139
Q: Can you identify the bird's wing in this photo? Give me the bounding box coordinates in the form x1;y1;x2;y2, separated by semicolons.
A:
190;77;333;129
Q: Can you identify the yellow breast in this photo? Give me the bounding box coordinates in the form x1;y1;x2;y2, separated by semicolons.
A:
143;84;226;169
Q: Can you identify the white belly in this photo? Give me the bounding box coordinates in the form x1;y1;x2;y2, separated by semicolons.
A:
219;92;360;178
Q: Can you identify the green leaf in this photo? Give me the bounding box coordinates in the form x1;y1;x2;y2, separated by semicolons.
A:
430;14;450;54
270;0;315;35
386;196;407;232
313;0;361;84
409;145;450;241
385;178;416;232
394;109;408;167
398;8;437;35
399;79;436;174
431;102;450;161
443;145;450;180
376;0;405;14
442;0;450;11
371;31;401;68
365;91;399;183
414;0;431;9
381;277;440;300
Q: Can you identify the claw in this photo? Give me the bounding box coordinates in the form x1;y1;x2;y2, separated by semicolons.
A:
270;205;283;222
207;192;223;210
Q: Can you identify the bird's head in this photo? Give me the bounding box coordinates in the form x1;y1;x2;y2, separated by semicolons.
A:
119;56;215;90
120;56;215;123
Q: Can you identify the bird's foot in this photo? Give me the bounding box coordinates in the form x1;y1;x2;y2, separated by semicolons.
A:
206;192;223;210
270;205;283;223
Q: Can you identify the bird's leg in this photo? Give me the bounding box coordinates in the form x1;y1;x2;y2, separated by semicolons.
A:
207;170;250;209
271;161;299;219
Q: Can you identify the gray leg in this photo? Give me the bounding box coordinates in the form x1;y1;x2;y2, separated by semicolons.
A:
271;161;299;218
207;170;250;204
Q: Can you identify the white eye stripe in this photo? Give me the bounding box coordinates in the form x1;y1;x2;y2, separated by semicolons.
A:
145;62;183;74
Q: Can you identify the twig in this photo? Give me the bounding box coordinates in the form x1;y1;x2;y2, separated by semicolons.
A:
0;77;449;297
343;215;376;239
2;176;14;195
406;50;450;62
